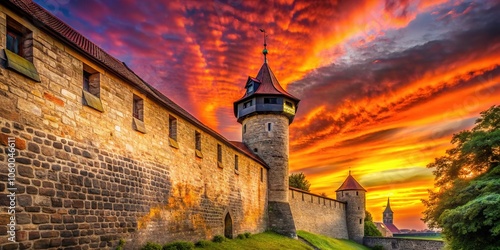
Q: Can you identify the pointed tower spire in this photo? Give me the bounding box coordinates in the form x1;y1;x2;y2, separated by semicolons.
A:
384;197;393;213
260;29;268;63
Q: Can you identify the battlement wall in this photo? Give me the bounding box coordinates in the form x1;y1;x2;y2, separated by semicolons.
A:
289;188;348;239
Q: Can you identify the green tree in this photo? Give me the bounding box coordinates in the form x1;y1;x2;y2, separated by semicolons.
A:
289;172;311;192
422;105;500;250
364;211;382;236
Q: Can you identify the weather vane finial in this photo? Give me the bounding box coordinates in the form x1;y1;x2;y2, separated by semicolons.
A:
260;29;268;63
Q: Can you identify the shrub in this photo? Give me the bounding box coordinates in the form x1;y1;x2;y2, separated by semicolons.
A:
116;239;126;250
244;232;251;238
237;234;245;239
372;245;384;250
194;240;211;248
212;235;225;243
141;242;162;250
162;241;194;250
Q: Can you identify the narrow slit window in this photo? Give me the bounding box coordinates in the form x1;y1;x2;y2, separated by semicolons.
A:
132;95;146;133
195;131;201;151
217;144;222;164
266;122;272;132
169;115;177;141
260;168;263;182
234;155;238;171
243;124;247;134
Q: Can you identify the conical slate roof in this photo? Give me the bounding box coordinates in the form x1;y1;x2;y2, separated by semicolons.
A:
336;173;366;192
235;62;299;103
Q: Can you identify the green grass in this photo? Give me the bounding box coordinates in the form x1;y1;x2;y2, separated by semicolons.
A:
195;231;313;250
297;230;371;250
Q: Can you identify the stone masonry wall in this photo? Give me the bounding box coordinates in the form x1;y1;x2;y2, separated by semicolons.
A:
0;7;267;250
363;237;445;250
289;188;348;239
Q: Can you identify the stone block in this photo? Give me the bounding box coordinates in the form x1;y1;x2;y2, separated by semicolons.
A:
17;194;32;207
32;214;49;224
17;165;34;178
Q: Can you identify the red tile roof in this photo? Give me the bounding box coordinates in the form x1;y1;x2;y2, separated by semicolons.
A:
229;141;268;168
5;0;264;166
235;62;300;103
384;223;401;233
336;174;366;192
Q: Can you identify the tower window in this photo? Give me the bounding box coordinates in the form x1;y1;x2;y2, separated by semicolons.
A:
356;191;358;196
217;144;222;166
243;124;247;134
234;155;238;171
266;123;272;132
260;168;263;182
133;95;144;121
247;82;254;94
264;98;277;104
243;100;253;108
169;115;177;141
359;219;362;224
285;101;293;108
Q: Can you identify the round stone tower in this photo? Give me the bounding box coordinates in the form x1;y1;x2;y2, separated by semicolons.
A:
233;36;300;238
336;172;366;244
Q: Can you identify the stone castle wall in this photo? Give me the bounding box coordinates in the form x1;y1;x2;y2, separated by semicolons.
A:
363;237;445;250
289;188;348;239
0;7;267;250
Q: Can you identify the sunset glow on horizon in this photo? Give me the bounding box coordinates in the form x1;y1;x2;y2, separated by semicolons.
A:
37;0;500;230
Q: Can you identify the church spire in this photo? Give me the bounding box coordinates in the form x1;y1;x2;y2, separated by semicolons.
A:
260;29;268;63
384;197;393;213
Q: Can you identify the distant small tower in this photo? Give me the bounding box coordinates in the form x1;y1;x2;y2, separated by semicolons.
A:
233;30;300;238
336;172;366;244
383;197;394;224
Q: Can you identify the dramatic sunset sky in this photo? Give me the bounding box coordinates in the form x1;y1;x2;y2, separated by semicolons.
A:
36;0;500;230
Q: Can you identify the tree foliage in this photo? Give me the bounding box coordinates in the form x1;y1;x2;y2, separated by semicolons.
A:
364;211;382;237
289;172;311;192
422;105;500;249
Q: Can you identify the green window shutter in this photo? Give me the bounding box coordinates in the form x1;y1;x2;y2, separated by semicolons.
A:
4;49;40;82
